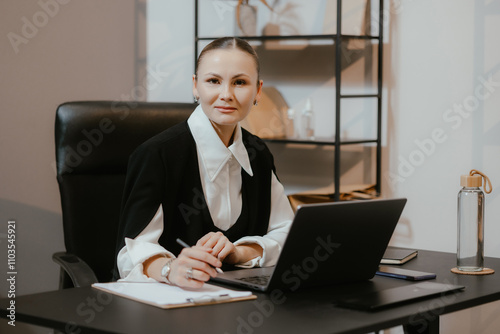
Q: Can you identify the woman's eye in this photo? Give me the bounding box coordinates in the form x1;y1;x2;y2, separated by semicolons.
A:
234;79;246;86
207;78;219;84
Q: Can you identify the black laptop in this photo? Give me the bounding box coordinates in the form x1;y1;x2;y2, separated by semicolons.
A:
212;198;407;292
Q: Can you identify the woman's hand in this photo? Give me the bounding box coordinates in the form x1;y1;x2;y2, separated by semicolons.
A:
168;246;222;288
197;232;263;265
197;232;241;264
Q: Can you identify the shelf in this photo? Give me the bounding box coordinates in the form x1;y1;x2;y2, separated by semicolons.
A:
340;94;380;99
195;0;384;201
196;34;381;42
263;138;378;146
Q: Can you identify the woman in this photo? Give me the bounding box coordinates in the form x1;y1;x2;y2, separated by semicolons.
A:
115;37;294;288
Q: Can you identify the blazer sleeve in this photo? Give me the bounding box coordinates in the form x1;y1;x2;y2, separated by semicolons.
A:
115;144;167;260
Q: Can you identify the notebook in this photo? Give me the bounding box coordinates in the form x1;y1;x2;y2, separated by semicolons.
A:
381;247;418;265
212;198;407;292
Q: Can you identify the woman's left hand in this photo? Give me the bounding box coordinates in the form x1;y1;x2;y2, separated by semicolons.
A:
196;232;241;264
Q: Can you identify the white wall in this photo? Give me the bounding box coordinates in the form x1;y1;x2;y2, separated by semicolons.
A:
1;0;499;333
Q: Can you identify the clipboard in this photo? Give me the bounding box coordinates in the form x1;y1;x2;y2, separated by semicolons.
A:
92;282;256;309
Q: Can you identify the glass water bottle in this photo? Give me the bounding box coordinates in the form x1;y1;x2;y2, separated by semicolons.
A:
457;174;484;272
456;169;492;272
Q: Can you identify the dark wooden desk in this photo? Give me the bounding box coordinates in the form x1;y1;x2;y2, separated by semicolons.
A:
1;250;499;334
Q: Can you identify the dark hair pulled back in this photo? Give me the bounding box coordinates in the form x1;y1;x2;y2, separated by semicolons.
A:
195;37;260;84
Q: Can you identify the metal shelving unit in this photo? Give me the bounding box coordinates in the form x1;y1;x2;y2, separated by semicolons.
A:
194;0;384;201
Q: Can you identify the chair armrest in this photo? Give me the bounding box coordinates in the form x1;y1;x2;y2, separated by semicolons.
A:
52;252;99;287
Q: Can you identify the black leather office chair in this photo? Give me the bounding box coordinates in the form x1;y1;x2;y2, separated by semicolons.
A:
53;101;195;288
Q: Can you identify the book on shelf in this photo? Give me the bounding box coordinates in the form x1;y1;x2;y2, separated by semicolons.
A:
381;248;418;265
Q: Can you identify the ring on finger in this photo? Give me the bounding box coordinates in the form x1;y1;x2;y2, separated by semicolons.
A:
186;268;194;280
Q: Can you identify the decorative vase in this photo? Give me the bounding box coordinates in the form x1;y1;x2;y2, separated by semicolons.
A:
235;4;257;36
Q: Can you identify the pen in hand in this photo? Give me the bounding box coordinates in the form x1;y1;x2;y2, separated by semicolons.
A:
176;238;224;273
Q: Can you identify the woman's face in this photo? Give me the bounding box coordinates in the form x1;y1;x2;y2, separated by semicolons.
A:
193;48;262;130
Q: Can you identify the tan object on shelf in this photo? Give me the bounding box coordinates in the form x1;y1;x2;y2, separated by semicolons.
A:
287;184;378;212
240;86;289;139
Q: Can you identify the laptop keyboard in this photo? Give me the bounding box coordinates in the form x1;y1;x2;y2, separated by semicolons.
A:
236;275;271;286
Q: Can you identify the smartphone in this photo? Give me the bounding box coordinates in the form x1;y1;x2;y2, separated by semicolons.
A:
376;266;436;281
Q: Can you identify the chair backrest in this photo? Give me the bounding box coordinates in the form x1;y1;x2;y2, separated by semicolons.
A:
55;101;195;284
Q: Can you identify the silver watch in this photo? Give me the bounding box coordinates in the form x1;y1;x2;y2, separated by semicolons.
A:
160;258;174;283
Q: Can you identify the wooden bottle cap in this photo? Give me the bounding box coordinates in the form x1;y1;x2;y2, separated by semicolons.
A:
461;174;482;187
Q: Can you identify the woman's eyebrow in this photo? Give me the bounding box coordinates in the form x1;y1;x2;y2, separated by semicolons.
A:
203;72;250;79
204;72;222;78
231;73;250;79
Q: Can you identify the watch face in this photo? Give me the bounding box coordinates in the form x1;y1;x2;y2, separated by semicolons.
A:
161;263;169;277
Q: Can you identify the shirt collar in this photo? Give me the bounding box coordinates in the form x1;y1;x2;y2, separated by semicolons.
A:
187;105;253;181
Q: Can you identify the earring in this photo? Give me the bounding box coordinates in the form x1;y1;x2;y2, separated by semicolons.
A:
194;96;199;103
253;100;258;106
